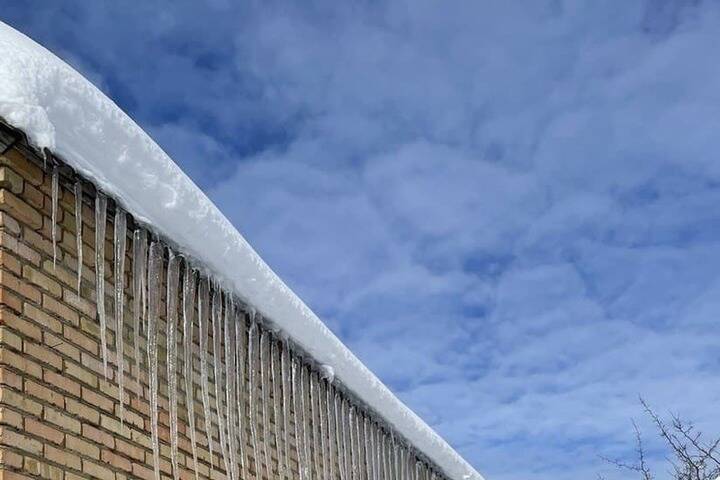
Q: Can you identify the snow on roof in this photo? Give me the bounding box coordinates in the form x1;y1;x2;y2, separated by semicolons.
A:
0;20;483;480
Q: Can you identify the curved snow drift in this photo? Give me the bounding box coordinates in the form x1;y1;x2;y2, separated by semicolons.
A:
0;20;483;480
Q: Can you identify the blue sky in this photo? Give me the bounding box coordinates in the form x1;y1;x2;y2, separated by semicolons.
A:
3;1;720;479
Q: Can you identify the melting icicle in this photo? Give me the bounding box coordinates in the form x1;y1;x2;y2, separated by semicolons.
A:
51;165;59;268
363;415;372;480
260;330;273;480
281;341;292;478
95;194;108;379
198;278;215;470
132;229;147;378
292;358;306;480
319;376;330;479
326;380;337;480
166;253;181;480
322;380;333;480
300;365;313;480
333;391;345;480
247;319;262;479
182;264;200;480
223;294;238;480
339;396;350;480
114;209;127;428
234;310;248;480
211;288;232;478
349;405;358;480
309;372;322;478
270;340;284;479
74;182;83;294
146;241;163;480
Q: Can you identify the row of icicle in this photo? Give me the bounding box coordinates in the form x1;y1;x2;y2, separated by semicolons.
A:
49;168;448;480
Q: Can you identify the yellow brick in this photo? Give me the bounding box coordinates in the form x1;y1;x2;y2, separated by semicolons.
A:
44;406;81;434
0;167;23;194
0;308;42;340
0;211;21;235
0;149;43;186
46;443;82;470
0;189;42;230
0;348;42;379
65;397;99;424
0;427;42;455
0;447;24;468
43;294;79;326
66;432;100;459
65;361;98;388
23;302;62;333
23;265;62;297
82;458;114;478
0;326;22;350
0;406;23;429
23;341;62;370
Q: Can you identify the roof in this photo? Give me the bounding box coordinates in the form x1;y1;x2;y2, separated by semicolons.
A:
0;20;483;480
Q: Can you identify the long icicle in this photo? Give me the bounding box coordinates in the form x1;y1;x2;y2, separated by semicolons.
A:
182;264;200;480
333;387;345;480
291;357;306;480
341;398;350;480
95;193;108;379
318;376;329;480
223;294;238;480
247;318;262;479
211;287;232;478
132;229;147;380
51;165;59;268
260;329;273;480
270;339;284;479
300;364;312;480
309;371;322;478
166;252;181;480
146;241;163;480
338;393;349;480
326;380;337;480
113;208;127;428
281;341;293;479
234;309;248;480
198;278;215;470
74;181;83;293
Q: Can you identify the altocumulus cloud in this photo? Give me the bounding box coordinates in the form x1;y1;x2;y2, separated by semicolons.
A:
3;1;720;479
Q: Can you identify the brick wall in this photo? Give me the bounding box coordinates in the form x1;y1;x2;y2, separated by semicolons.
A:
0;130;446;480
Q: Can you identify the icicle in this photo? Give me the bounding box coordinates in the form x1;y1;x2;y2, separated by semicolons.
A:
166;253;181;480
309;372;322;478
280;341;292;478
51;165;59;268
132;229;147;378
339;395;350;480
95;194;108;379
211;288;232;478
326;381;337;480
146;241;163;480
74;182;83;294
234;310;248;480
182;264;200;480
223;294;238;480
333;387;345;480
270;340;284;478
292;358;306;480
363;415;372;480
247;319;262;479
300;365;313;480
319;376;330;479
198;278;215;470
260;330;273;480
114;209;127;428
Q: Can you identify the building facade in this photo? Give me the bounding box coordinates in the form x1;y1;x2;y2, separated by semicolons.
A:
0;122;447;480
